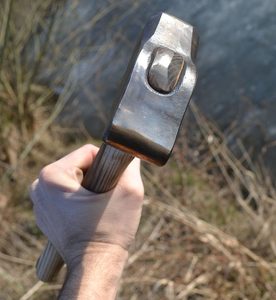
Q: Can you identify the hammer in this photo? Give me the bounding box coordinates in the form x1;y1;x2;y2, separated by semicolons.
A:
36;12;198;282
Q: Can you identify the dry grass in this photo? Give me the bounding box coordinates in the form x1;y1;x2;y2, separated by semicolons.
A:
0;109;275;299
0;1;276;299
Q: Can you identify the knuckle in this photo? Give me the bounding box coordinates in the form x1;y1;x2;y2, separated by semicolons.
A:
122;182;144;200
82;144;97;152
83;143;94;149
39;164;56;182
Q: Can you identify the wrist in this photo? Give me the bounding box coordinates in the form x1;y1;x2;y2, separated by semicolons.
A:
59;243;128;300
67;242;128;270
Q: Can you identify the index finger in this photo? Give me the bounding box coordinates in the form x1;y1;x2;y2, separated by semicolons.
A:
56;144;99;171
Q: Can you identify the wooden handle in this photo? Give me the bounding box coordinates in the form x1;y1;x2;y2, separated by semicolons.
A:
36;144;134;282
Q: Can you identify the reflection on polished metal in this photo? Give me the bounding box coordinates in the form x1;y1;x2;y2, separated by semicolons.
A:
105;12;198;165
148;48;185;94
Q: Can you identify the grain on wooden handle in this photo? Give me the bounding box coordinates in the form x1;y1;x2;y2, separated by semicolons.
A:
36;144;134;282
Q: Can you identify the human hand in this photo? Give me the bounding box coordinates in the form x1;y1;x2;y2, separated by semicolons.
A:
30;144;144;268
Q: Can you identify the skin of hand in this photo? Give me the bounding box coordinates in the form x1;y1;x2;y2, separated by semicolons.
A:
29;144;144;299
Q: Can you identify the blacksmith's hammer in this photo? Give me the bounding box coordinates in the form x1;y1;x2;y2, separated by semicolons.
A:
36;12;198;282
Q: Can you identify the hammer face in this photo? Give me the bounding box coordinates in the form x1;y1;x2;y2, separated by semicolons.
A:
104;13;198;166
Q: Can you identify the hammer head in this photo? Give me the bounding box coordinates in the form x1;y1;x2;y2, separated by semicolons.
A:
104;13;198;166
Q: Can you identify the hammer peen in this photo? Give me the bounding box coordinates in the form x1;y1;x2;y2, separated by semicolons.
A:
36;12;198;282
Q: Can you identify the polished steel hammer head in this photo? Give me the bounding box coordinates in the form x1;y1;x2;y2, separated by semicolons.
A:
104;12;198;166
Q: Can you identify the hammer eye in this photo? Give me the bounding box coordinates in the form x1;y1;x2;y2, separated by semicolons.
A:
148;47;185;94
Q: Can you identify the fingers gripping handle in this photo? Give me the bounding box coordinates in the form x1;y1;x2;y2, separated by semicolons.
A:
82;143;134;192
36;144;134;282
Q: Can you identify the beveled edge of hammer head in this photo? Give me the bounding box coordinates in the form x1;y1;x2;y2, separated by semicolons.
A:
104;12;198;166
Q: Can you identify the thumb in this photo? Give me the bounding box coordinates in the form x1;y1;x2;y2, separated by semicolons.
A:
118;158;144;197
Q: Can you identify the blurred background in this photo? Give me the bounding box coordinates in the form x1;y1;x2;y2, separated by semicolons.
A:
0;0;275;299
